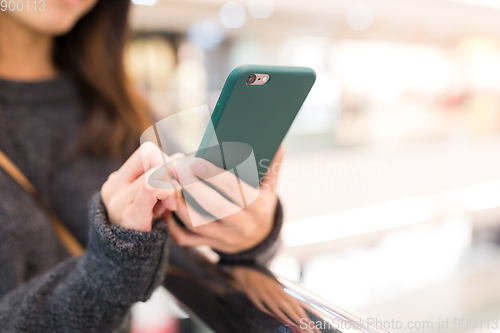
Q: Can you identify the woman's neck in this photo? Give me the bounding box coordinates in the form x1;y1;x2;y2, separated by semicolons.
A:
0;14;58;81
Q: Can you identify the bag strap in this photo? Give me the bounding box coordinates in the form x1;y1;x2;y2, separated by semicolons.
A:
0;149;85;257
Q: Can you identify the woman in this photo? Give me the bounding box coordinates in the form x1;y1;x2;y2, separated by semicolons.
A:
0;1;284;332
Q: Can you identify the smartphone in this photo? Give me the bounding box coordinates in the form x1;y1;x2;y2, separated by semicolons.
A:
195;65;316;187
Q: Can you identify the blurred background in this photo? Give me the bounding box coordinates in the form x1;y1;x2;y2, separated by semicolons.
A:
126;0;500;332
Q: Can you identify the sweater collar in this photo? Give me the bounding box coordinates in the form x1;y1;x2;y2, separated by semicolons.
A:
0;73;79;105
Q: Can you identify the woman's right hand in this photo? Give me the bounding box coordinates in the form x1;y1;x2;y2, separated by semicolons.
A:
101;142;179;232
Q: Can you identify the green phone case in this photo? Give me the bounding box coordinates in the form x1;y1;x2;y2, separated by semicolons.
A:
196;65;316;186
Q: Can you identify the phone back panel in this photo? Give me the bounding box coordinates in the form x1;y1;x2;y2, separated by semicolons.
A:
197;65;316;185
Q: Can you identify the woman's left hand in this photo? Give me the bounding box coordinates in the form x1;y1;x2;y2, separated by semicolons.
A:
164;146;284;254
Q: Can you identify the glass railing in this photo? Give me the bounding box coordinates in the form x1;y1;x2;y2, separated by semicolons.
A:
164;244;394;333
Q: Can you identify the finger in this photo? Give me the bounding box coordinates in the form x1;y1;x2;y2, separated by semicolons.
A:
165;213;217;247
260;145;285;192
116;142;170;183
174;191;223;229
260;296;295;327
186;157;259;206
115;172;147;206
170;152;186;161
153;201;167;217
245;290;274;318
176;195;229;228
261;283;310;331
269;287;318;333
148;166;179;210
289;304;318;333
115;142;163;183
163;152;186;179
175;161;241;222
120;166;178;211
276;296;312;331
125;167;176;231
102;145;174;204
106;172;154;218
175;197;240;246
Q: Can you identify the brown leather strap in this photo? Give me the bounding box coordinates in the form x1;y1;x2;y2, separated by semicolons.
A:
0;149;85;257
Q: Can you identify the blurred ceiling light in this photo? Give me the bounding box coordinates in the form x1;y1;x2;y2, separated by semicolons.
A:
425;13;451;39
131;0;157;6
220;2;246;29
333;41;451;96
462;180;500;210
187;21;223;50
457;38;500;90
446;0;500;10
280;36;327;70
248;0;274;19
282;177;500;248
283;196;432;247
346;3;373;31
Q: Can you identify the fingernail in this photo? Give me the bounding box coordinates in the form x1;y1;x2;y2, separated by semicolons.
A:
188;158;206;174
148;179;174;190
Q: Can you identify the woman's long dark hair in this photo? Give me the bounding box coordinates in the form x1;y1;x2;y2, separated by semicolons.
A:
54;0;151;159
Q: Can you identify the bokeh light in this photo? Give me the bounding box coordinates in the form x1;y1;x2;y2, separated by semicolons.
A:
187;21;224;50
220;2;247;29
248;0;274;19
346;3;374;31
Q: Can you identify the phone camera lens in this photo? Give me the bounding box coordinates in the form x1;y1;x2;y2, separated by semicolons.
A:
246;74;257;84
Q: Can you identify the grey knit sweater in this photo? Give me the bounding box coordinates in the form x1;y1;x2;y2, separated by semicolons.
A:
0;75;282;332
